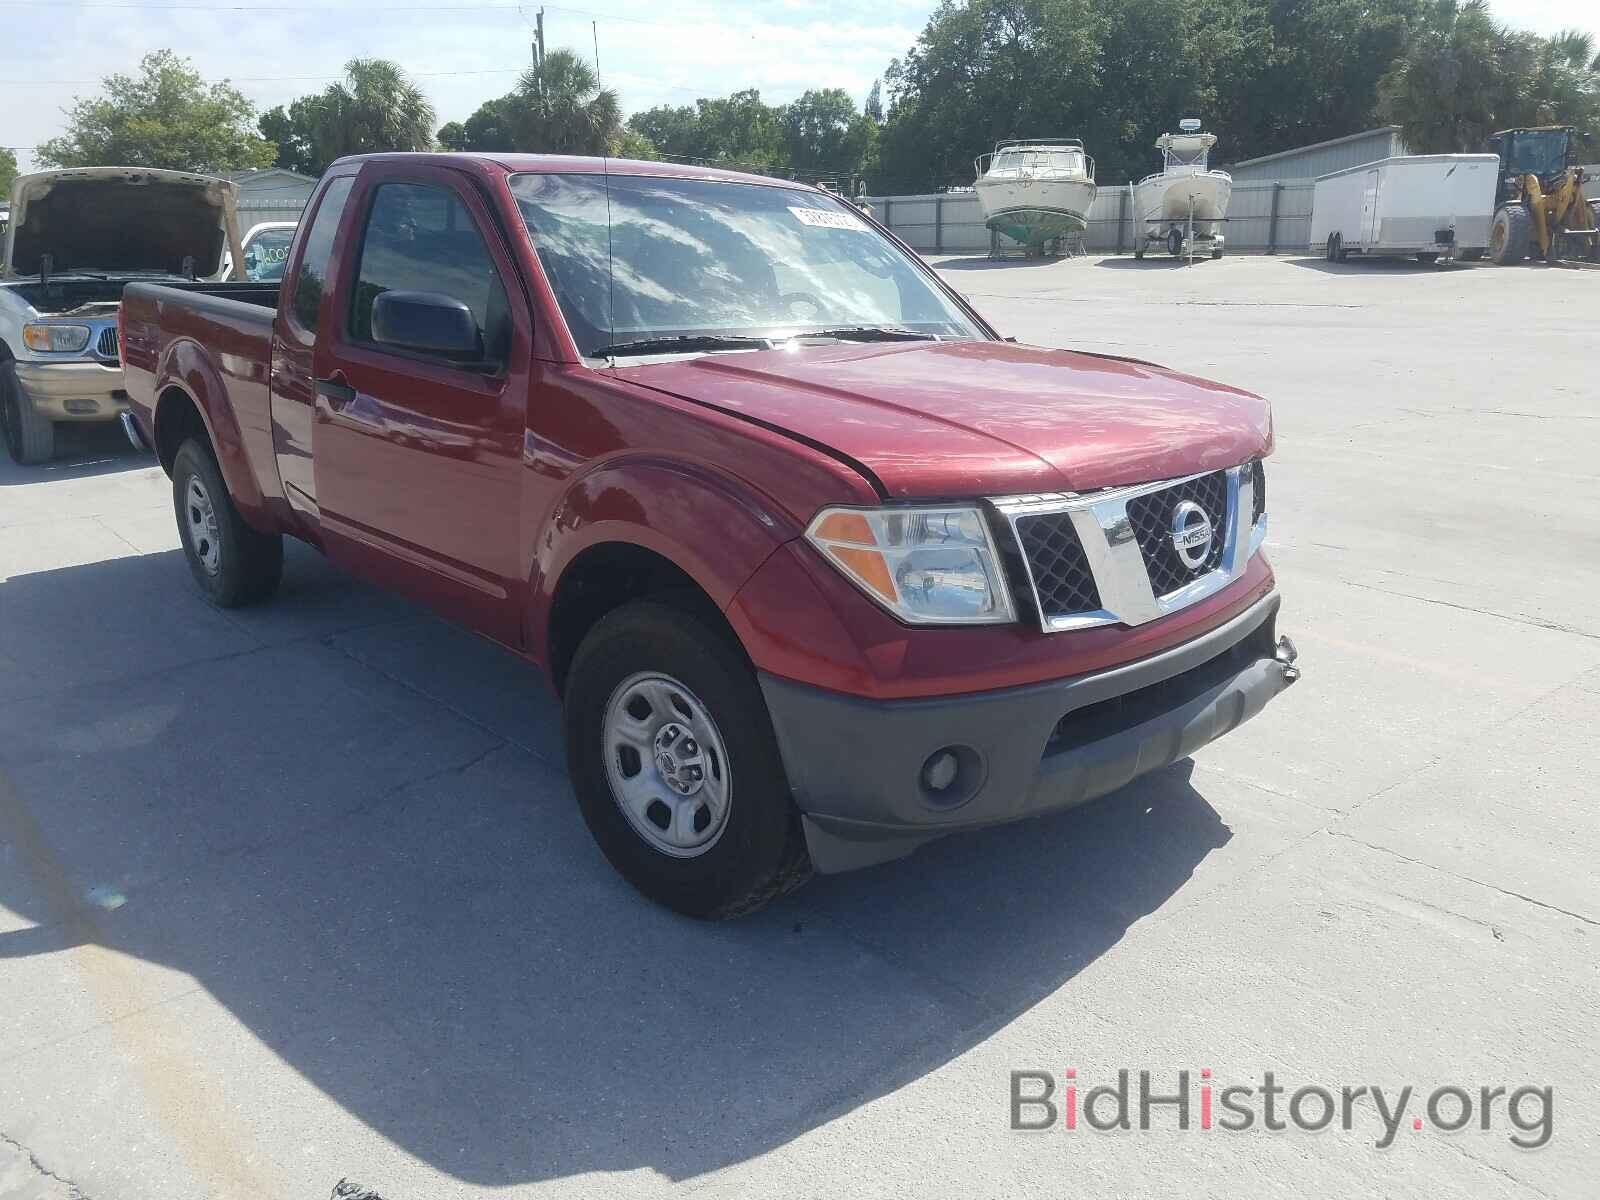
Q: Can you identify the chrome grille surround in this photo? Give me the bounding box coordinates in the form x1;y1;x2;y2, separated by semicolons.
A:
993;462;1268;633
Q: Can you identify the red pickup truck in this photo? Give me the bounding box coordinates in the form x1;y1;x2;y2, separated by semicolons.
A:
121;153;1298;918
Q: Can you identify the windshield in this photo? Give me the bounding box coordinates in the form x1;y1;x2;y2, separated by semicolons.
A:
989;148;1084;176
242;227;295;282
508;173;982;358
1505;131;1569;179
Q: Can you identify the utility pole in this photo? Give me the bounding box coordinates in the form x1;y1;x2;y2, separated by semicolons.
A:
533;7;546;96
592;20;600;75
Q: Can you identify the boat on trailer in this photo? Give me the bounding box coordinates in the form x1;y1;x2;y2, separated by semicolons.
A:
974;139;1097;254
1133;119;1232;260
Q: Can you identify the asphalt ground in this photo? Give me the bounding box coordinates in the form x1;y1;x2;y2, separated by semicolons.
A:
1;252;1595;1199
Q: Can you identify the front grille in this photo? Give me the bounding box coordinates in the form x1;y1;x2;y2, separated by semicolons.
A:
1014;511;1101;617
96;327;119;360
1250;460;1265;525
1125;470;1228;597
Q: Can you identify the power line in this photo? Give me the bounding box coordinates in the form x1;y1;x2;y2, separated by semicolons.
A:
0;66;528;86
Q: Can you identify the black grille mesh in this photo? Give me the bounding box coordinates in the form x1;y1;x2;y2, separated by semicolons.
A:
1015;512;1102;617
1125;471;1228;597
1251;460;1266;525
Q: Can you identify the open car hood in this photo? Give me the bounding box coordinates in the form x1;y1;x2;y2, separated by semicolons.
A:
615;339;1272;499
3;167;243;279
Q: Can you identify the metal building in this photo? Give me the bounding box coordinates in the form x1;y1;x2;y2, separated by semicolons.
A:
1223;127;1408;185
227;168;317;227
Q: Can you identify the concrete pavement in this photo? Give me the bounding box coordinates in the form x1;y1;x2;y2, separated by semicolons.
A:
1;254;1595;1198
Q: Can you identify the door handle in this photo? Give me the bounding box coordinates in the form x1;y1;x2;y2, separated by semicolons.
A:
315;374;356;410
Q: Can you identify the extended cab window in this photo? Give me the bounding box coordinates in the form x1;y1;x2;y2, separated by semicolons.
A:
290;176;354;330
348;182;511;365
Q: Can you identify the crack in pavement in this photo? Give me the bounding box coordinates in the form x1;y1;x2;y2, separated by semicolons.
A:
1330;831;1600;928
1339;580;1600;642
0;1127;92;1200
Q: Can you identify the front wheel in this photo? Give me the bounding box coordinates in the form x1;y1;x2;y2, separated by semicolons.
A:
563;600;811;918
172;439;283;607
1;364;55;465
1167;227;1183;257
1489;205;1530;265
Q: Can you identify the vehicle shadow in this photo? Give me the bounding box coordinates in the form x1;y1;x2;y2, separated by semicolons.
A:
932;255;1069;270
0;546;1234;1187
1284;256;1475;275
0;422;152;485
1092;254;1217;269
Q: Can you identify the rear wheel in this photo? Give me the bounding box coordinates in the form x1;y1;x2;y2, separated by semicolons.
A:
1489;205;1530;265
1332;233;1347;262
172;439;283;607
1167;227;1183;257
0;364;55;465
1325;233;1338;262
563;600;811;918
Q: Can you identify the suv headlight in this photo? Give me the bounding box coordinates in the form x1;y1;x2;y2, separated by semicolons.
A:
22;323;92;353
806;505;1015;625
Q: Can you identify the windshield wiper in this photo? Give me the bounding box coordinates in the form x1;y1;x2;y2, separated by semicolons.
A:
595;334;773;358
786;326;936;343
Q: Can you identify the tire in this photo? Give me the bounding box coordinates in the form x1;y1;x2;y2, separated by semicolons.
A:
1210;243;1223;260
1333;233;1347;262
1167;227;1183;257
563;600;812;919
1325;234;1337;262
1415;252;1439;264
1489;205;1530;265
1460;248;1484;262
1133;243;1145;260
172;439;283;608
0;364;56;465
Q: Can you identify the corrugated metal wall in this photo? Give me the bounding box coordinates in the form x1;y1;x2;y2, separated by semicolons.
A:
867;180;1317;255
1226;128;1405;184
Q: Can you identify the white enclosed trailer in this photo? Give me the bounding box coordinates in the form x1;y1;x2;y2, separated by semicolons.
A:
1311;155;1499;263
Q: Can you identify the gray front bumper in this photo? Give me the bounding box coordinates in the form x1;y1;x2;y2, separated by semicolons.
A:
12;360;128;422
760;591;1297;873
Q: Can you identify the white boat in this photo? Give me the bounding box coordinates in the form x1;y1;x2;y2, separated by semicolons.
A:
974;139;1097;251
1133;119;1232;259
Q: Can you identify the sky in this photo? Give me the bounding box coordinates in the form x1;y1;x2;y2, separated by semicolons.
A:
1;0;1595;174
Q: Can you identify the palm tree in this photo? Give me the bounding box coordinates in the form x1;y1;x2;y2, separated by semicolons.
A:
304;58;436;168
514;49;622;155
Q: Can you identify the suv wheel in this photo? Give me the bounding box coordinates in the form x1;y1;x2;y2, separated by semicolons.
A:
563;600;811;918
1;364;55;465
172;439;283;607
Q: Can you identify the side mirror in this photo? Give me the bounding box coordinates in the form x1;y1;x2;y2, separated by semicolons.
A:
371;290;483;361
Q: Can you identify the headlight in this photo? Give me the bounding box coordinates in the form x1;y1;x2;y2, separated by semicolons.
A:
22;323;92;353
806;505;1015;625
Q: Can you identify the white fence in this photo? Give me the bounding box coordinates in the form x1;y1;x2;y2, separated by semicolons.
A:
868;180;1313;256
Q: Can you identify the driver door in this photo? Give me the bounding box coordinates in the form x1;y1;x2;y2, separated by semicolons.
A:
310;164;533;644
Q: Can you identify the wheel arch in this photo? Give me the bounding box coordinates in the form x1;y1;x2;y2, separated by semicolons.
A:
150;346;270;524
543;540;745;696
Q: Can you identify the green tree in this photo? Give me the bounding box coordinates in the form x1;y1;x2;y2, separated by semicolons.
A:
864;79;885;124
609;128;659;160
434;49;622;155
627;104;700;158
1378;3;1600;152
36;50;274;173
259;103;318;175
263;59;434;175
779;88;879;177
0;148;17;199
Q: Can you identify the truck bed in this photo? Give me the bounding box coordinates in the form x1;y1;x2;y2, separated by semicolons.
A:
120;281;282;518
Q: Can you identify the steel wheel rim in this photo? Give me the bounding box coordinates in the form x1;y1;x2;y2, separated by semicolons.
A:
185;475;222;576
602;671;732;858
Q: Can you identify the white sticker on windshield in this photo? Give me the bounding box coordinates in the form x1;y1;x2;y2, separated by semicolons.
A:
789;206;864;230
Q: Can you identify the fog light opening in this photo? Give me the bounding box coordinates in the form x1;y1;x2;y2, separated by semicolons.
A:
922;749;959;793
918;744;985;809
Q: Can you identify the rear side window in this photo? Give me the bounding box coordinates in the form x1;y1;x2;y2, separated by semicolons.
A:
290;176;354;331
348;182;511;365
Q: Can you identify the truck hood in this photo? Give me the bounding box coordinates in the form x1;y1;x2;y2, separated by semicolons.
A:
3;168;243;279
615;340;1272;498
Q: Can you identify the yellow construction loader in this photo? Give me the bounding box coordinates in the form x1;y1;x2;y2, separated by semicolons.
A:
1486;126;1600;265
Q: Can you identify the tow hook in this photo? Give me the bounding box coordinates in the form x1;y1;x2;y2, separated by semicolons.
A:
1275;635;1300;684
